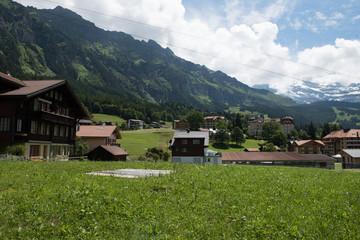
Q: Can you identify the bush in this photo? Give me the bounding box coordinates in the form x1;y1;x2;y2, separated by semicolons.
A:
6;144;25;156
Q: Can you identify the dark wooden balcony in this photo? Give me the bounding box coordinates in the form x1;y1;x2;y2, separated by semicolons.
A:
34;110;75;125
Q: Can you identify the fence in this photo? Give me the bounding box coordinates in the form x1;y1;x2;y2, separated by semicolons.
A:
0;154;88;162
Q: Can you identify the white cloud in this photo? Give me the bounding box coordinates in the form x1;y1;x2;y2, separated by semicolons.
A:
223;0;291;26
352;15;360;22
296;38;360;87
11;0;360;99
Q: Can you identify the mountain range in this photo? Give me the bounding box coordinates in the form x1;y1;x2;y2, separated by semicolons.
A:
255;82;360;104
0;0;359;127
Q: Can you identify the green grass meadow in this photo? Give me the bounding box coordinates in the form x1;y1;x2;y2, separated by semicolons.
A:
208;139;263;152
120;129;175;157
92;114;126;125
1;161;359;239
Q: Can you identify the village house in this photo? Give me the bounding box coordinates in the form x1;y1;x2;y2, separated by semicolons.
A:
128;119;144;130
203;116;226;129
222;152;336;169
0;72;87;159
339;149;360;169
76;125;121;154
87;145;128;161
247;116;295;136
172;119;189;130
288;140;325;154
170;131;222;164
322;129;360;156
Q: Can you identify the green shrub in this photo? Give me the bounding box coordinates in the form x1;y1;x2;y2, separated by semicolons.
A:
5;144;25;156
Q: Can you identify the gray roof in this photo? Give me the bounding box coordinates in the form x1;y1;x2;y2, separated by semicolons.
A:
172;131;209;146
341;149;360;158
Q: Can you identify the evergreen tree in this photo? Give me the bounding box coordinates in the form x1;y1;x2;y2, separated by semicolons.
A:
186;110;204;130
231;127;245;146
308;122;317;140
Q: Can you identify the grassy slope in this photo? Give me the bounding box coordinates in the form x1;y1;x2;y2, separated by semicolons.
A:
92;114;126;125
119;129;175;157
0;161;359;239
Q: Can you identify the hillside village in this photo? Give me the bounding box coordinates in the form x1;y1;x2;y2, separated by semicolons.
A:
1;71;359;169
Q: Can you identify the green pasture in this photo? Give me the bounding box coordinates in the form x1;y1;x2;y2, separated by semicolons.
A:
119;128;175;157
92;114;126;125
208;139;264;152
1;161;359;239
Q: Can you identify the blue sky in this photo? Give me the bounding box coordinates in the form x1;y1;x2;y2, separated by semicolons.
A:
14;0;360;98
181;0;360;52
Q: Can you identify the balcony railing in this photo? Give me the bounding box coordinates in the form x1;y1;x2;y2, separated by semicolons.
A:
34;110;75;125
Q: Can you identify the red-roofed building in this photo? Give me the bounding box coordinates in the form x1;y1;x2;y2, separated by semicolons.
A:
87;145;129;161
76;125;121;153
288;140;325;154
322;129;360;155
0;72;88;159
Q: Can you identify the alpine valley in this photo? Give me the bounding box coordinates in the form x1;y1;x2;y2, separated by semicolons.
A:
1;0;359;127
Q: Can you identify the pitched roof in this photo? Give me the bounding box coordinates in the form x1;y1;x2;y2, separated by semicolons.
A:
323;129;360;140
99;145;128;156
340;149;360;158
0;80;65;97
172;131;209;146
294;140;325;146
245;148;260;152
0;72;26;87
222;152;335;162
77;125;121;138
204;116;225;120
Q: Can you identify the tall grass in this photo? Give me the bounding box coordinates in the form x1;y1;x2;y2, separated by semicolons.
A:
1;161;359;239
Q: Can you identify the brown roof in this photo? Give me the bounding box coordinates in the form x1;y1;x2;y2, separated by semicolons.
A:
323;129;360;140
294;140;325;147
0;72;26;87
222;152;335;162
77;125;121;138
0;80;65;97
245;148;260;152
100;145;128;156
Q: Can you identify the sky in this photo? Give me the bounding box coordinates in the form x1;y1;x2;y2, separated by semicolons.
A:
14;0;360;97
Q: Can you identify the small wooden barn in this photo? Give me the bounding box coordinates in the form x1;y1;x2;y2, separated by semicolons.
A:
87;145;128;161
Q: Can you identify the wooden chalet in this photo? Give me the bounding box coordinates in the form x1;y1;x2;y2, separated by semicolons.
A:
288;140;325;154
170;131;222;164
0;72;88;160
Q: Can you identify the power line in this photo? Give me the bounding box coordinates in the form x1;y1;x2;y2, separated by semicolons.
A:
27;0;360;82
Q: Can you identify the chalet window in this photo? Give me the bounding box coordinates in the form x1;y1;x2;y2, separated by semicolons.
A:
65;126;69;137
30;145;40;157
54;125;58;136
46;124;50;135
181;139;188;144
31;121;38;134
182;147;187;153
0;118;10;131
16;119;22;132
60;126;65;137
193;139;200;144
39;123;44;135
